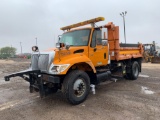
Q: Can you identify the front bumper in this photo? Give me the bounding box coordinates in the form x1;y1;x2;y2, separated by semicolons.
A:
4;69;61;98
4;69;60;84
4;69;40;81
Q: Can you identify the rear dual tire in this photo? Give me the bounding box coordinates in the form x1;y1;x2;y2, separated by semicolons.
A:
125;61;140;80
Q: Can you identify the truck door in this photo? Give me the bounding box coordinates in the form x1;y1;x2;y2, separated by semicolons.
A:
89;29;109;67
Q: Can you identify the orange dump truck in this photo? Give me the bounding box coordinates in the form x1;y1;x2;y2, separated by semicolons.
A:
4;17;143;105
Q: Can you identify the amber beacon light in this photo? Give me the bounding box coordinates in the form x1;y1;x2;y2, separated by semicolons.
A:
60;17;105;31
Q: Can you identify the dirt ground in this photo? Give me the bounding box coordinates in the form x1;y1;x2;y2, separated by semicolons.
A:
0;59;160;120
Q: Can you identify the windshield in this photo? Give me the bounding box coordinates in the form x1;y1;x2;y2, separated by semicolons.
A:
59;29;90;46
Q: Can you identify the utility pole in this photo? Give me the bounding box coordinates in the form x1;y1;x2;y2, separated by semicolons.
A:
20;42;22;54
35;37;37;46
120;11;127;44
10;45;12;56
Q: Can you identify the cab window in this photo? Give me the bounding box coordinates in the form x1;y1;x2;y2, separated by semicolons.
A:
60;29;90;46
91;29;102;47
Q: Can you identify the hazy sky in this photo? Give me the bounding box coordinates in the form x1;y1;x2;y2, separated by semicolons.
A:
0;0;160;53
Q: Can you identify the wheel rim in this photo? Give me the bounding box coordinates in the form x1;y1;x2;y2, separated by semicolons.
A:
73;78;86;97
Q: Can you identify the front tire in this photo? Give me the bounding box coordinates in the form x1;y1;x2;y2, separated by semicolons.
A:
62;70;90;105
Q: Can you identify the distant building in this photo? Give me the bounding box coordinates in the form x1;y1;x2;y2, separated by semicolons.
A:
16;53;31;59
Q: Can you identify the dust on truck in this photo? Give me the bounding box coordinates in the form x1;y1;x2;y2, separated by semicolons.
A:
4;17;143;105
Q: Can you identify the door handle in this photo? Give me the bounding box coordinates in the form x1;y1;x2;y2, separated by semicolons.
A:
94;48;97;52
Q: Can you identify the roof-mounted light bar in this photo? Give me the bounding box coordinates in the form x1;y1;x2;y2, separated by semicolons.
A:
60;17;105;31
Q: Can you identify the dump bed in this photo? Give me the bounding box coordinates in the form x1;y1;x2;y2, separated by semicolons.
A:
106;22;143;61
109;43;143;61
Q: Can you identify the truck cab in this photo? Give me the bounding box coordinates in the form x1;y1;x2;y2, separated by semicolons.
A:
52;27;109;72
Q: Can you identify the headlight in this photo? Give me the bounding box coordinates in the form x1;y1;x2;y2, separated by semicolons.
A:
51;64;70;74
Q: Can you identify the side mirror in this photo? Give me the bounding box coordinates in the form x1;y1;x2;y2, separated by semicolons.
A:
66;44;70;50
56;43;60;49
56;43;65;49
102;40;108;46
58;35;61;41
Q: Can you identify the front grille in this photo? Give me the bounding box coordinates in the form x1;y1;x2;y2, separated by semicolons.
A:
38;54;49;71
31;54;39;70
31;54;49;71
